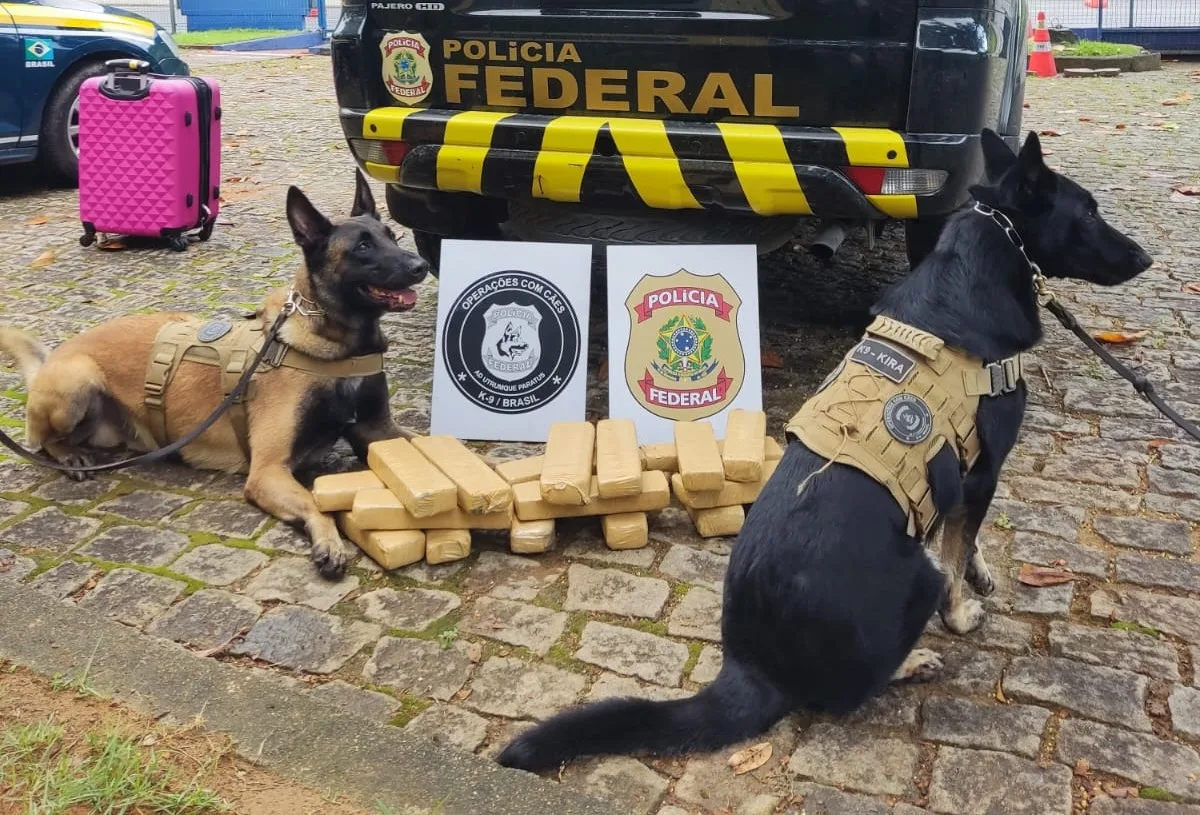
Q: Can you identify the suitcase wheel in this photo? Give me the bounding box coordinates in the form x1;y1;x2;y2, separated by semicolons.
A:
79;233;96;248
198;221;215;242
168;236;189;252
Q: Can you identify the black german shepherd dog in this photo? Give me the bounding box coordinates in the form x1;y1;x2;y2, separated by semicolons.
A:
497;130;1153;772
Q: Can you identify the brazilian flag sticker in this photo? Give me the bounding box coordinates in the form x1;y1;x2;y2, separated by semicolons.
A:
24;38;55;68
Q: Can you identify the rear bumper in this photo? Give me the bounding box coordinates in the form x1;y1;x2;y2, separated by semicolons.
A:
342;108;981;221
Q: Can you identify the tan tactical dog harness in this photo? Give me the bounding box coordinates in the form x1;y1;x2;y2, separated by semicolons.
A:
143;316;384;458
786;316;1022;538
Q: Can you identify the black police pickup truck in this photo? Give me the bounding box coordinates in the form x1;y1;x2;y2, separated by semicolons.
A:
332;0;1028;271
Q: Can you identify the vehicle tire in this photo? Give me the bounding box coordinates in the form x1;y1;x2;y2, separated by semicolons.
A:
412;229;442;278
40;59;110;186
904;216;948;271
507;200;802;255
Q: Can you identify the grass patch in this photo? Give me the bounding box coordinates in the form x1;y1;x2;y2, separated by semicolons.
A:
1111;620;1161;638
683;641;704;677
388;695;433;728
174;28;296;47
0;720;229;814
1063;39;1143;57
1140;787;1181;802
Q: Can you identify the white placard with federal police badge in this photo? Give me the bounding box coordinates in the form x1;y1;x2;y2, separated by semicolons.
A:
607;244;762;445
431;240;592;442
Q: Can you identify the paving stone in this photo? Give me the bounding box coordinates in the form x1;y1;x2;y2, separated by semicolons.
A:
929;613;1033;654
1116;553;1200;592
1093;515;1193;556
362;636;471;700
77;525;191;567
586;673;691;703
146;589;261;650
920;697;1050;759
563;757;668;815
1170;685;1200;738
1162;444;1200;474
657;808;693;815
170;544;269;586
562;523;657;568
690;646;723;686
459;596;566;656
232;605;381;675
78;568;185;627
1063;382;1159;420
938;646;1007;695
0;548;35;582
463;551;564;601
658;545;728;592
1004;656;1150;731
666;586;722;642
1146;494;1200;523
1;507;101;552
838;687;919;729
95;490;193;522
244;557;358;611
927;747;1072;815
464;657;585;720
564;564;670;619
1007;477;1141;513
396;559;467;584
34;477;116;505
405;704;489;752
1149;465;1200;497
0;461;47;493
1048;621;1179;680
575;622;690;687
1011;531;1109;577
1057;719;1200;801
356;587;461;632
1090;799;1200;815
0;497;29;525
790;783;891;815
255;523;311;555
1092;587;1200;643
788;723;918;797
987;499;1084;541
308;680;400;722
1041;454;1141;489
27;561;99;598
1012;580;1074;616
175;501;268;539
675;719;796;812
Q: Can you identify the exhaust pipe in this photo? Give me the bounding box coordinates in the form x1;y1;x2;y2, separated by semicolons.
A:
809;221;847;261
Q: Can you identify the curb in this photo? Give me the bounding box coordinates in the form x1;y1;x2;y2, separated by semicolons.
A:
0;580;617;815
1054;52;1162;72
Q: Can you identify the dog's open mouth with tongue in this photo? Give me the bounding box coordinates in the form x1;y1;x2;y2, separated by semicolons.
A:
363;285;419;312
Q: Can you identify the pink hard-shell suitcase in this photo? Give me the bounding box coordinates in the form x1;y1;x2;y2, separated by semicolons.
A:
78;60;221;252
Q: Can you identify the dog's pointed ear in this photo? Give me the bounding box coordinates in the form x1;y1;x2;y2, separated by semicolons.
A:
287;186;332;252
350;170;379;220
1014;130;1055;197
980;128;1016;181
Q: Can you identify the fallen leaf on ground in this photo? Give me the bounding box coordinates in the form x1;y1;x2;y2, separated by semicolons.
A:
1116;123;1128;130
1174;185;1200;196
762;351;784;369
1148;438;1172;449
98;239;127;251
1074;759;1092;777
1184;282;1200;294
728;742;772;775
994;679;1008;704
1091;329;1148;344
1163;99;1180;106
1018;563;1077;587
29;249;55;268
1079;116;1093;122
1038;129;1063;137
26;216;49;226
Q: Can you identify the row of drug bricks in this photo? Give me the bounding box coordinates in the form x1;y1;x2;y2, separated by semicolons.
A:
313;410;783;570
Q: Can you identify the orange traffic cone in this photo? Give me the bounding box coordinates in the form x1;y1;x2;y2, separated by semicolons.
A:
1029;11;1058;78
1084;0;1108;8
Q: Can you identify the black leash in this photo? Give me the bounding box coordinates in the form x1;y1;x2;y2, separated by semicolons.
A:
972;201;1200;445
0;307;291;476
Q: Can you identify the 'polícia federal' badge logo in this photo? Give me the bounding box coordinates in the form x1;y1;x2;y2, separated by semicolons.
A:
380;31;433;105
624;269;745;420
443;271;581;414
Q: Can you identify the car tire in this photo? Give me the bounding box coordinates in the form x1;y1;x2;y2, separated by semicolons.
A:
412;229;442;278
40;59;110;186
507;200;801;255
904;216;948;271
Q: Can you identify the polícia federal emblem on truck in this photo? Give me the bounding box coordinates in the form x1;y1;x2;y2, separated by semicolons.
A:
381;31;433;105
625;270;745;420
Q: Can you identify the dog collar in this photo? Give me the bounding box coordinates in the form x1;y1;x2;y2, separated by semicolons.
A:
972;202;1053;303
283;286;325;317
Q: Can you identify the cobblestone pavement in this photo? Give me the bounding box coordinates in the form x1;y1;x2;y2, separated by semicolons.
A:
2;53;1200;815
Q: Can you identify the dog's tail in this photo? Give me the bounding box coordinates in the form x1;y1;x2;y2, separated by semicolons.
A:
496;656;789;773
0;327;48;383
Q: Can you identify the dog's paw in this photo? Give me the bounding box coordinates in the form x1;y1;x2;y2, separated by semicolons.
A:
59;453;96;481
965;554;996;597
311;538;349;580
893;648;945;683
942;598;987;635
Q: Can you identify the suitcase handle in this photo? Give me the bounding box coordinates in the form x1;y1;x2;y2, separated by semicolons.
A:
105;58;151;73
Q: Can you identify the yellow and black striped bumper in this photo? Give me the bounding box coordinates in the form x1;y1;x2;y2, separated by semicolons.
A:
349;108;974;221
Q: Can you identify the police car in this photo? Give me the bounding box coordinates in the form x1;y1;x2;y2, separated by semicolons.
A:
331;0;1028;271
0;0;187;182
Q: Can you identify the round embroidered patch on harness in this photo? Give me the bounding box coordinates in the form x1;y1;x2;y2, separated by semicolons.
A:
197;320;233;343
883;393;933;445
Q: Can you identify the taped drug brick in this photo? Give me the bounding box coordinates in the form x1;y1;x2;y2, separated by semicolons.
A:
367;438;457;518
540;422;596;505
596;419;643;499
338;513;425;570
675;421;725;492
426;528;471;565
351;488;512;531
640;443;678;473
495;455;544;485
412;435;512;514
602;512;649;551
671;460;780;509
722;410;767;483
688;504;746;539
514;471;670;521
510;518;556;554
312;470;382;512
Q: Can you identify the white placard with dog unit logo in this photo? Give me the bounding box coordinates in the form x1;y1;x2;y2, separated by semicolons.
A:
431;239;592;442
607;244;762;445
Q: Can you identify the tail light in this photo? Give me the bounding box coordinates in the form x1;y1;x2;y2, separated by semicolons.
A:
843;167;948;196
349;138;411;165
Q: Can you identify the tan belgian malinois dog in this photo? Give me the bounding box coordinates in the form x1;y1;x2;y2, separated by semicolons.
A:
0;172;428;578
